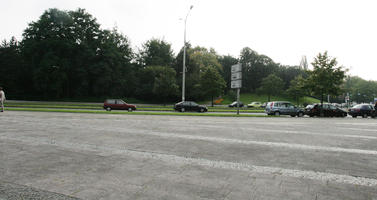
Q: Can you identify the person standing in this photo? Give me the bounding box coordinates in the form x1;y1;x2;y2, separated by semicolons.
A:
0;87;5;112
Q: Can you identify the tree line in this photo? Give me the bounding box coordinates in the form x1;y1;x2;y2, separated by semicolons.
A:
1;8;376;104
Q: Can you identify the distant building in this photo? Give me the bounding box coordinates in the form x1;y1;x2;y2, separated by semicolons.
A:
299;56;308;70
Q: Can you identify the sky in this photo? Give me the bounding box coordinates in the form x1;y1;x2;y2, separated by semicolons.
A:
1;0;376;81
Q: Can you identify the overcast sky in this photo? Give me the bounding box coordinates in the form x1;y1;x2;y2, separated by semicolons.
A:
1;0;376;81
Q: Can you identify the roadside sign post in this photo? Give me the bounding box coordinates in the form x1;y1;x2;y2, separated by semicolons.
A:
231;63;242;115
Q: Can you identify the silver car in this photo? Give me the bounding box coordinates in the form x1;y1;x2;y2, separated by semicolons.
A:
265;101;304;117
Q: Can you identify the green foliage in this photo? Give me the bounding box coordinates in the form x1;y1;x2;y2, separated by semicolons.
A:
137;66;179;102
286;75;306;105
20;8;134;99
138;38;175;67
305;51;346;104
343;76;377;103
200;66;226;106
218;55;238;92
0;8;372;105
258;74;285;102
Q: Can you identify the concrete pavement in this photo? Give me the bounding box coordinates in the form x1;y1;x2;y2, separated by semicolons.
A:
1;111;377;199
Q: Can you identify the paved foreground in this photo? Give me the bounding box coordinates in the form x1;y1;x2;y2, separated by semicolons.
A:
1;111;377;200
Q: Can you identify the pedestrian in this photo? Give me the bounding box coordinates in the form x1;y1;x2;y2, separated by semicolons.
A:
0;87;5;112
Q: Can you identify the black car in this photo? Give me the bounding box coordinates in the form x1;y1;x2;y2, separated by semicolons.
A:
228;101;244;107
174;101;208;112
305;103;347;117
348;104;376;118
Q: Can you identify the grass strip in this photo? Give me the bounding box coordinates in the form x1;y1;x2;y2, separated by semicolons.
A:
5;104;265;113
6;107;271;117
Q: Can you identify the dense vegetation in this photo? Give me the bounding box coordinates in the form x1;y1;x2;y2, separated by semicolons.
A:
1;8;376;104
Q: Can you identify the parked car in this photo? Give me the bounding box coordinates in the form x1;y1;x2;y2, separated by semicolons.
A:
247;102;262;108
260;102;267;108
174;101;208;112
348;104;376;118
103;99;136;111
304;103;347;117
229;101;244;107
265;101;304;117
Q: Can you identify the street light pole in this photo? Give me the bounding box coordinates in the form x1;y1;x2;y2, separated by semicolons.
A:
182;5;193;102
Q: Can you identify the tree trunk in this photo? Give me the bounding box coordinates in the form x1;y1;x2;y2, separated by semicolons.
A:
211;95;214;107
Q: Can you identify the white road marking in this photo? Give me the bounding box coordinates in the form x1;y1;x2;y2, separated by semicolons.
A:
88;128;377;155
1;135;377;187
337;127;377;132
242;128;377;139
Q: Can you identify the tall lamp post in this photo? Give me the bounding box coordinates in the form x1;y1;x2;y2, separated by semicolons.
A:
182;5;193;102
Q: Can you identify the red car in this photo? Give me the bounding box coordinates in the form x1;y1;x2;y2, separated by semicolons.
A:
103;99;136;111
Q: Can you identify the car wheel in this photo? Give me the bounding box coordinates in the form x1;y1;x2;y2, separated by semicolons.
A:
362;113;368;118
106;107;111;111
274;111;280;116
128;107;132;112
342;113;347;117
200;108;204;112
352;115;357;118
298;112;304;117
181;108;185;112
320;112;325;117
290;114;296;117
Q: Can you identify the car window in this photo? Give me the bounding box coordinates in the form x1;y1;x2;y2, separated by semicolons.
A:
191;102;198;106
329;105;336;109
116;100;125;104
282;103;291;108
361;105;369;110
352;105;361;109
183;102;190;106
106;99;115;104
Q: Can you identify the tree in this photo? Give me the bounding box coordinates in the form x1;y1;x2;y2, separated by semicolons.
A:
0;37;25;98
138;38;175;67
239;47;279;92
218;55;238;92
258;74;284;102
305;52;346;105
174;46;224;101
152;66;179;105
21;8;134;99
287;75;306;106
200;66;226;106
137;66;179;102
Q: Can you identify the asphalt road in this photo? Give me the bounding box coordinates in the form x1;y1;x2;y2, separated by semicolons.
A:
1;111;377;200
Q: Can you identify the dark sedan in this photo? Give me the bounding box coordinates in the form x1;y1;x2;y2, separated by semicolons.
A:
174;101;208;112
348;104;376;118
305;103;347;117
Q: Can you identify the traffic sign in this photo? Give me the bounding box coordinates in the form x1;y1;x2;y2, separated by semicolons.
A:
231;80;242;89
231;72;242;81
231;63;242;73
